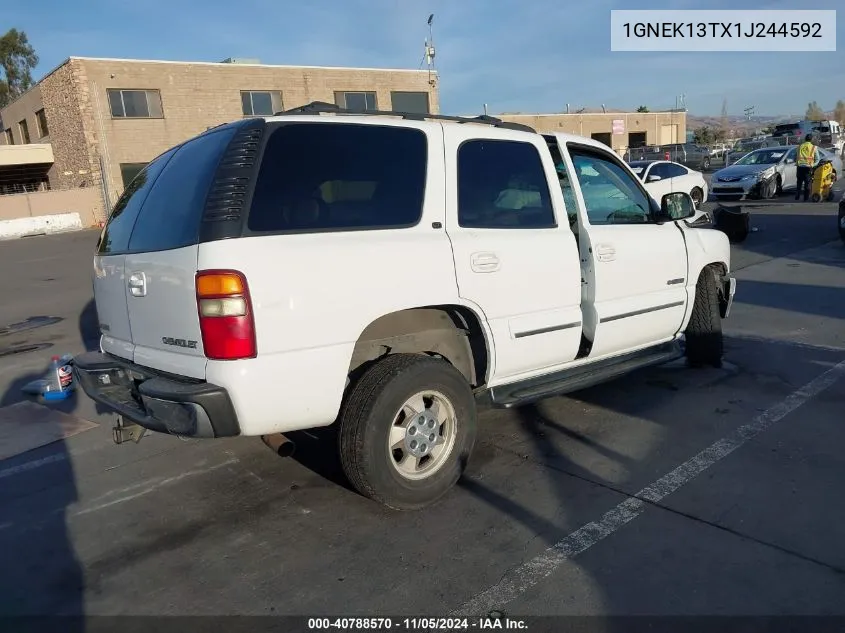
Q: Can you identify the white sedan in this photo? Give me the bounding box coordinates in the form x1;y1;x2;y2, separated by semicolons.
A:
628;160;709;208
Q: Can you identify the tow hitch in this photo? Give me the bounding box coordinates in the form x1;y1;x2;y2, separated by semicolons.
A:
112;416;148;444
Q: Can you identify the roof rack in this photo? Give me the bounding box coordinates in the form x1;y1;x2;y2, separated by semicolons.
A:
273;101;537;133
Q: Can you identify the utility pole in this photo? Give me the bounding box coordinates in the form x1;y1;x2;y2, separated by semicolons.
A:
744;105;755;120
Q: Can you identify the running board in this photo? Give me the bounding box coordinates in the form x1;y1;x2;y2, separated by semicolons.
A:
483;341;683;409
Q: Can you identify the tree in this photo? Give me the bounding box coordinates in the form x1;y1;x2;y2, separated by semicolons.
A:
636;105;649;113
693;126;715;145
834;100;845;125
0;29;38;108
805;101;826;121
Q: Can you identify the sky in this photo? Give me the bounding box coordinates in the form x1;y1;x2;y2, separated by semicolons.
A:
4;0;844;117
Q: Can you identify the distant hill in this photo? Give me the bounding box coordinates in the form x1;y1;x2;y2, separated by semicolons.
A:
686;113;826;136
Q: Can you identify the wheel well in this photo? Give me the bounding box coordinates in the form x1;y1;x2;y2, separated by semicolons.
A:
347;306;490;388
702;262;727;293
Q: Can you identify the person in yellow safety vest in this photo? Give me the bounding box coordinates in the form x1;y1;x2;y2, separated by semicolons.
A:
795;134;818;202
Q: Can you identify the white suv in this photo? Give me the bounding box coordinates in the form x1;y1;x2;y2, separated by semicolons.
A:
75;103;736;510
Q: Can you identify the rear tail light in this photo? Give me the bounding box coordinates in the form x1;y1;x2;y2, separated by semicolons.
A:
196;270;256;360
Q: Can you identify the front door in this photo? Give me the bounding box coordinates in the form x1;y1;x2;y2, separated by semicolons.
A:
780;147;798;191
444;127;583;384
558;139;689;359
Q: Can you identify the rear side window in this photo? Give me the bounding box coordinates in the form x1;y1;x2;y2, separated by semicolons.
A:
248;123;427;232
97;149;176;254
458;139;556;229
127;126;237;253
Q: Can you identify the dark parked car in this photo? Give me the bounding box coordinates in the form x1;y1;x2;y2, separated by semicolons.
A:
838;197;845;244
640;143;712;170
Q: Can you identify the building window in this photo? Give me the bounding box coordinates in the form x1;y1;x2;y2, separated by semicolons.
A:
120;162;149;188
107;89;164;118
35;109;49;138
390;91;430;114
4;129;12;145
335;91;377;111
18;119;30;144
241;91;283;116
591;132;612;147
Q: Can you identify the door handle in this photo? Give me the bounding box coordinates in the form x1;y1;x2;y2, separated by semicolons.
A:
128;272;147;297
595;244;616;262
471;252;500;273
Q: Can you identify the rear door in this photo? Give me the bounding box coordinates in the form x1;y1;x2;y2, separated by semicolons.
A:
94;150;176;361
124;125;238;378
444;127;583;384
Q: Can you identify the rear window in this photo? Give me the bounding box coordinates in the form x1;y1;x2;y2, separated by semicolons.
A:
247;123;427;233
127;126;237;253
97;148;176;254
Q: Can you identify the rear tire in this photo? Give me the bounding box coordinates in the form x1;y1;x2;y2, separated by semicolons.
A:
685;267;724;369
338;353;477;511
690;187;704;208
811;193;821;203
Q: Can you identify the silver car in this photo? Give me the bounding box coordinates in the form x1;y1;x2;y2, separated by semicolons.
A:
711;146;799;200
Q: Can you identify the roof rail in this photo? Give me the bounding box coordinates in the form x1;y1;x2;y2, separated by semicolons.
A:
273;101;537;133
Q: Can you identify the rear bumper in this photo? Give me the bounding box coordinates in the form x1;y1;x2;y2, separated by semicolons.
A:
73;351;240;438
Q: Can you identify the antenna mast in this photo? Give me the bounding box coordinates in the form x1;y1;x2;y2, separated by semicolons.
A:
424;14;436;86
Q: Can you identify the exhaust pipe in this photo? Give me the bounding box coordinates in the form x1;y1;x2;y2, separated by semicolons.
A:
262;433;296;457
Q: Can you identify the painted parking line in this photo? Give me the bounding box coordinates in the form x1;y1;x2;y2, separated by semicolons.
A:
451;358;845;617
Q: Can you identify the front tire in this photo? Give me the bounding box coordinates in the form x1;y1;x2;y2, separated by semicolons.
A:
685;267;724;369
338;353;477;511
838;205;845;243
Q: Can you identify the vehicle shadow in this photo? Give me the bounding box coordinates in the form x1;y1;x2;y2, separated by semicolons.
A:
0;379;85;628
0;302;99;628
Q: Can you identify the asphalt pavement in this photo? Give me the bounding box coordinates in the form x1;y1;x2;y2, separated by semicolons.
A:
0;190;843;626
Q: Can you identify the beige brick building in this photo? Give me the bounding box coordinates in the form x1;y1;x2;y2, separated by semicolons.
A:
0;56;439;211
496;111;688;155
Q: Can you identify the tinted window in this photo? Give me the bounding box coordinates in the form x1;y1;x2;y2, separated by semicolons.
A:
98;150;176;254
570;150;652;225
127;126;237;252
663;163;688;178
647;163;669;179
458;140;556;229
248;123;427;232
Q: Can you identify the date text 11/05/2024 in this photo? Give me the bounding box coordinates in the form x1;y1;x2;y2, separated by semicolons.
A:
622;22;822;38
307;617;528;630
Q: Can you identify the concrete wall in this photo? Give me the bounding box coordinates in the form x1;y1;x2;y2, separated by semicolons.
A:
0;187;103;226
496;112;688;153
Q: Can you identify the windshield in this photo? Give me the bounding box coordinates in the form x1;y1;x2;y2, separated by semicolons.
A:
734;149;785;166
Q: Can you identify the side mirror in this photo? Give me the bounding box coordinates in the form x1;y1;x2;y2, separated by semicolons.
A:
659;191;696;221
646;174;662;182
